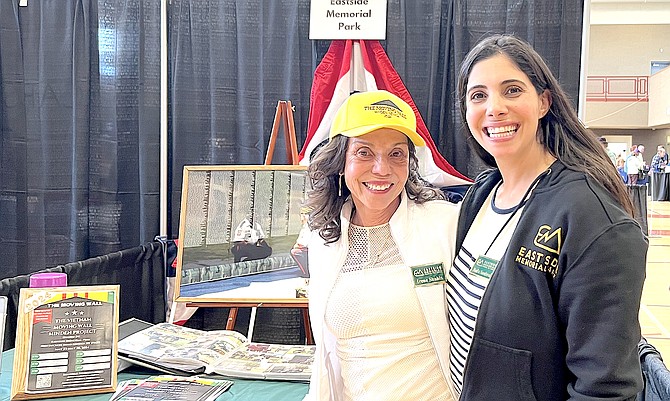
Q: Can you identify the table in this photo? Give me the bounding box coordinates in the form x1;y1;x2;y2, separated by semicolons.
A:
0;349;308;401
650;172;670;201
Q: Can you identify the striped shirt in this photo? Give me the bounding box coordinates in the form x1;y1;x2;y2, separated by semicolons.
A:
447;187;523;396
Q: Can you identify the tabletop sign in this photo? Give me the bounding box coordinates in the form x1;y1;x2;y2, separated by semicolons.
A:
11;285;120;400
309;0;387;40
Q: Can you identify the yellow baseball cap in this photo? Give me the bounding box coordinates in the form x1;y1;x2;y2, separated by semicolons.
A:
329;90;425;147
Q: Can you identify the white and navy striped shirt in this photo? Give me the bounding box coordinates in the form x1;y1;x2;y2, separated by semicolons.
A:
446;188;523;396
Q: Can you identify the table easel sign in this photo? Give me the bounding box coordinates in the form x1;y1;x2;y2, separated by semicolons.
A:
11;285;120;400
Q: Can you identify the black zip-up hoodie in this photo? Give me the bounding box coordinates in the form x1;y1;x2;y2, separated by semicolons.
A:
454;161;646;401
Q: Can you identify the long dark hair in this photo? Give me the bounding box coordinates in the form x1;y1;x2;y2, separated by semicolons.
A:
305;135;444;243
457;34;634;216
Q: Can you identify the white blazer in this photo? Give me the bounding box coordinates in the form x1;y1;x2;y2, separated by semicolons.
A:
303;191;459;401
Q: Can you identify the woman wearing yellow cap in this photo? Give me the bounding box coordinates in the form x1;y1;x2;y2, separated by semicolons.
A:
302;90;458;401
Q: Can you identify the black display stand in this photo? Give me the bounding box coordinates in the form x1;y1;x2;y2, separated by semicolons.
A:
627;184;648;235
650;172;670;201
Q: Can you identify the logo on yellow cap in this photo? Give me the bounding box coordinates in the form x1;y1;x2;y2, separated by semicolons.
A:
365;100;408;120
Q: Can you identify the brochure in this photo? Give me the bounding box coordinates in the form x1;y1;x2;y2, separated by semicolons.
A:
117;322;314;381
110;376;233;401
117;318;156;373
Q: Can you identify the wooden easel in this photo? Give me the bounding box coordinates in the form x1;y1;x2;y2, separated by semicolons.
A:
265;100;299;164
223;100;313;344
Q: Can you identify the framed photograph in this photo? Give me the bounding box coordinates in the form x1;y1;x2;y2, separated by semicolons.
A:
174;165;309;305
11;285;120;400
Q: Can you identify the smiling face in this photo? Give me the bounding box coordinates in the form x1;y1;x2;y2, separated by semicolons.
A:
343;128;410;226
465;54;551;166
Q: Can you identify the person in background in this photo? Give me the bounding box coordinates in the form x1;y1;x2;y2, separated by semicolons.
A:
303;90;458;401
598;136;616;165
651;145;668;173
636;144;649;185
637;144;646;164
625;145;643;185
450;34;646;401
616;152;628;182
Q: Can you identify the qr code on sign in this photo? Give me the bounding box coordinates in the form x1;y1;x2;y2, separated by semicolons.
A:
36;374;52;389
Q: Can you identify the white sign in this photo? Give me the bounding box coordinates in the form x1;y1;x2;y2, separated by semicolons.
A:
309;0;388;40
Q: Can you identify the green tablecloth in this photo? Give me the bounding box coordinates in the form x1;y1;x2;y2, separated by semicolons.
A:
0;350;308;401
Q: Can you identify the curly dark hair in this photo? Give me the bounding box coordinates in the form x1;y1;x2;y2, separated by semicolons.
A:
457;34;634;216
305;135;445;243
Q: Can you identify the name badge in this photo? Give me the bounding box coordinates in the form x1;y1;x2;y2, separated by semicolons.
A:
411;263;446;287
470;255;498;279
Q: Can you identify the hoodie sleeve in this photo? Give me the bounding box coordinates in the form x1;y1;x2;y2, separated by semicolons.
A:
559;221;646;400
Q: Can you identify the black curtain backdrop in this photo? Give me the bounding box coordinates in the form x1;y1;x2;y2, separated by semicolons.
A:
0;0;584;277
0;0;161;278
167;0;584;238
